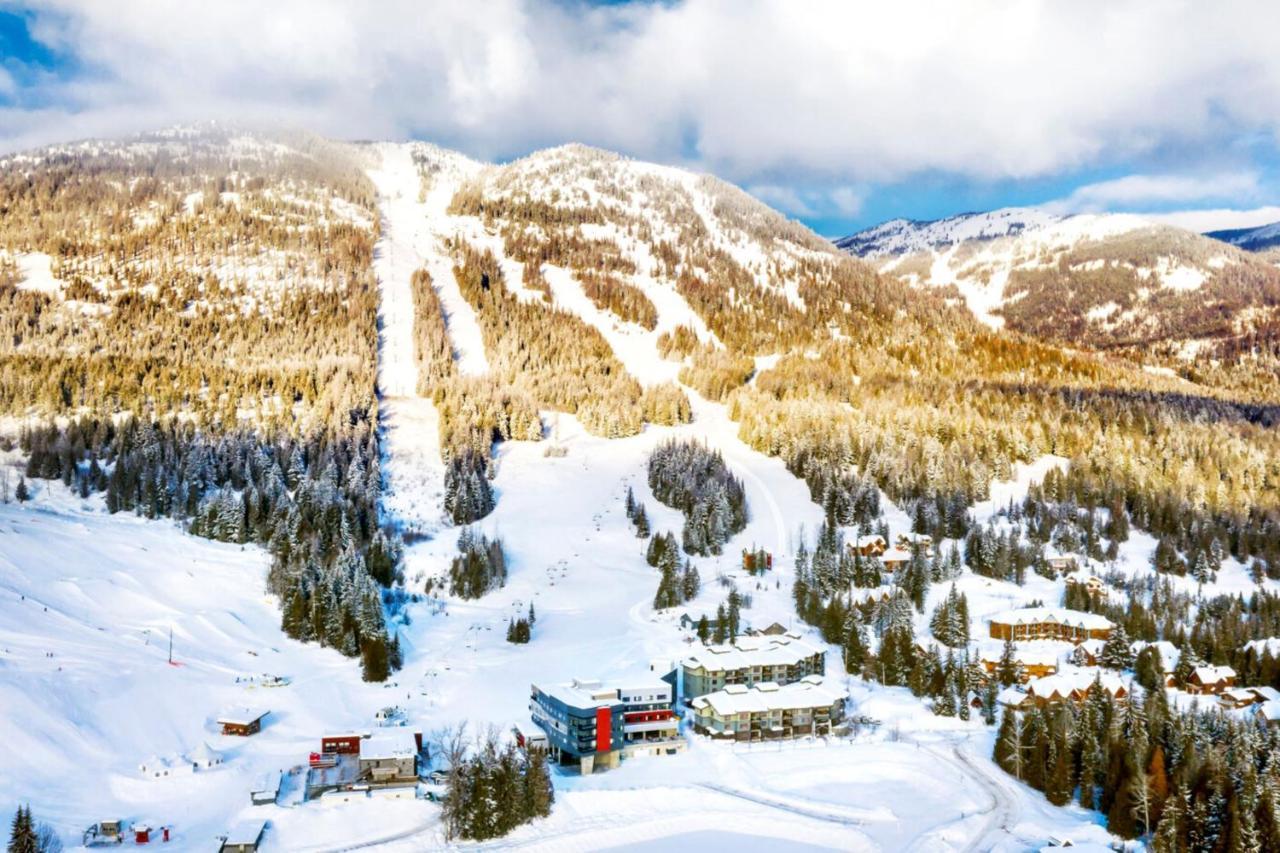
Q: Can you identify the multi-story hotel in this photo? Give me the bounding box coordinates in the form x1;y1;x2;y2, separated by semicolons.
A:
690;676;847;741
987;607;1113;644
529;677;683;773
680;634;826;700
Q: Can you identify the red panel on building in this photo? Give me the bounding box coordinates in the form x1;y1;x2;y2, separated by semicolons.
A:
321;734;362;755
595;707;613;753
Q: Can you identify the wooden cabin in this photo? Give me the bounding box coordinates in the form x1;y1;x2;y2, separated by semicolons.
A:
217;709;269;736
1186;665;1236;695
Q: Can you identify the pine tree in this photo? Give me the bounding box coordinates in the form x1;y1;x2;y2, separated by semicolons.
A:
14;478;28;504
7;806;36;853
995;710;1024;780
1099;625;1135;670
996;637;1023;687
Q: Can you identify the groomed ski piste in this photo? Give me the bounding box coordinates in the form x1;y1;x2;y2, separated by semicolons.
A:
7;143;1258;851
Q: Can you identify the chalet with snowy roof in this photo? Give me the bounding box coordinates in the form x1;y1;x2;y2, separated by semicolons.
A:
690;676;847;741
1072;638;1106;667
1048;555;1080;574
358;729;422;785
997;685;1033;710
217;709;269;736
879;547;912;571
849;584;895;606
219;819;266;853
979;643;1061;681
1186;665;1236;695
987;607;1112;644
681;634;826;699
1064;572;1103;595
852;534;887;557
747;622;790;637
1022;671;1128;707
1218;686;1280;710
895;533;933;554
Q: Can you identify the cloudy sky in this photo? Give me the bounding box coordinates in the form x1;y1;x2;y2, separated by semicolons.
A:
2;0;1279;235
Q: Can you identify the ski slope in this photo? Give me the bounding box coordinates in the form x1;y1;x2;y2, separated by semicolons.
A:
0;138;1145;852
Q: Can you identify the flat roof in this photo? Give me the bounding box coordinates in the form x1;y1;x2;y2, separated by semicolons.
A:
692;678;844;716
360;730;418;760
224;820;265;846
682;635;823;673
217;708;269;726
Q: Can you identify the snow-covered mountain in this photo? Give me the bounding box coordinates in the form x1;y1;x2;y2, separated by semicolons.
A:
840;209;1280;351
835;207;1064;258
1207;220;1280;252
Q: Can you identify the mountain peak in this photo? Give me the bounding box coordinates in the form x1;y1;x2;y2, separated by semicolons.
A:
836;207;1065;257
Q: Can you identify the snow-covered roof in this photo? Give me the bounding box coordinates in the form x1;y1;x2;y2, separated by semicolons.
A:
1026;671;1127;699
217;708;269;726
987;607;1113;631
251;770;282;794
997;685;1030;706
691;676;843;716
187;742;223;763
978;640;1065;668
880;547;911;563
682;635;824;673
855;535;885;548
537;678;625;710
1131;640;1180;672
360;730;418;761
849;584;895;605
1077;639;1106;656
1253;699;1280;722
224;820;266;846
1191;665;1236;684
1244;638;1280;657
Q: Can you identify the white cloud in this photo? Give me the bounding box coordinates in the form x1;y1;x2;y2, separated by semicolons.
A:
1140;206;1280;233
746;184;863;220
4;0;1280;198
1047;172;1261;213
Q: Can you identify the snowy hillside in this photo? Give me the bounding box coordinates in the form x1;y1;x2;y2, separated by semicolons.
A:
836;207;1063;258
1207;219;1280;252
3;130;1278;853
844;210;1280;350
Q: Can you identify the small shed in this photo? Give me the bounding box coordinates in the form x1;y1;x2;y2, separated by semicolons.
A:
218;709;269;736
251;770;283;805
220;820;266;853
83;819;124;846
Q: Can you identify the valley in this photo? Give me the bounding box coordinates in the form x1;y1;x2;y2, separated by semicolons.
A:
1;130;1278;852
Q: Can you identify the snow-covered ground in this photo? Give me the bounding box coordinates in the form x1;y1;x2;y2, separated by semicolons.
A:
0;142;1192;852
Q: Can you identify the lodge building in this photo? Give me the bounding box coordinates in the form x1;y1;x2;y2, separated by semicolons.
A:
681;635;826;700
987;607;1113;644
690;676;847;741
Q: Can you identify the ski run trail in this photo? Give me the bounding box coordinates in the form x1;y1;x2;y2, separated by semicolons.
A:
0;141;1133;853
